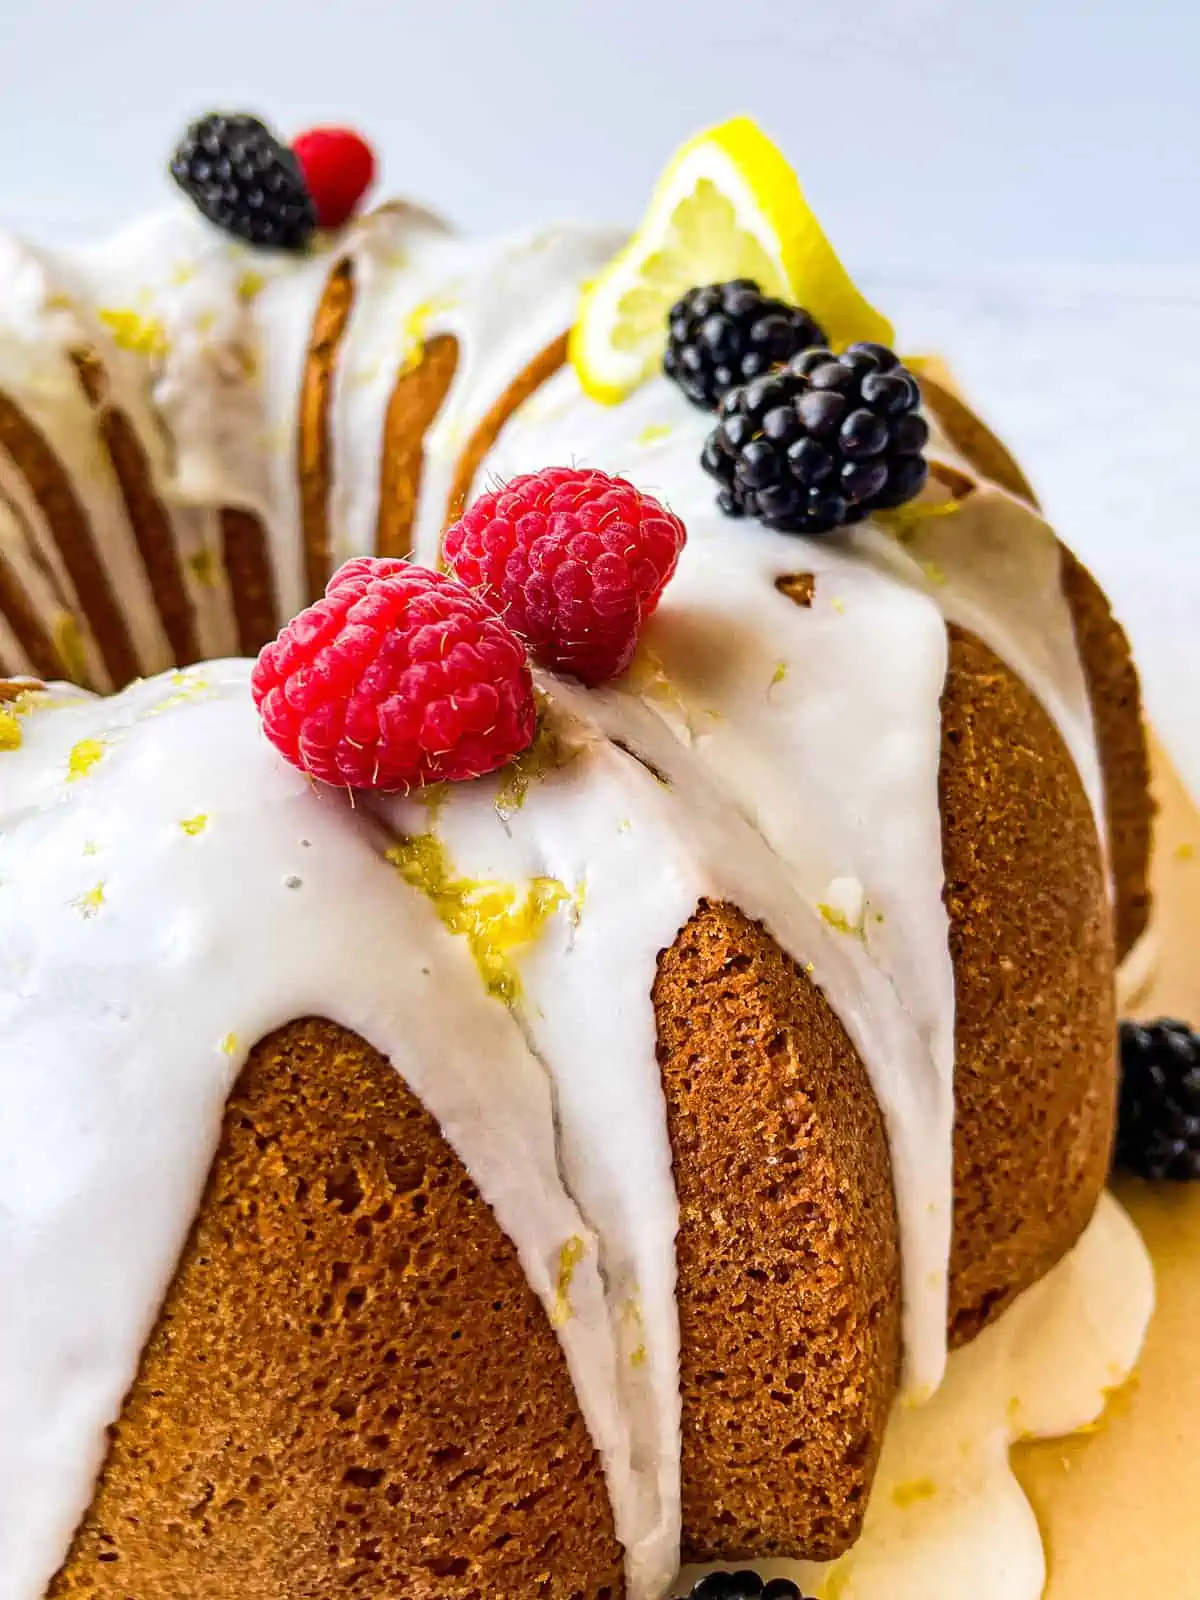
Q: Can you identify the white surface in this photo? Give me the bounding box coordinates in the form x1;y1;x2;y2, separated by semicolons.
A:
0;0;1196;785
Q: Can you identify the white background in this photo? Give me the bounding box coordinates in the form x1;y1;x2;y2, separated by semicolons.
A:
1;0;1197;789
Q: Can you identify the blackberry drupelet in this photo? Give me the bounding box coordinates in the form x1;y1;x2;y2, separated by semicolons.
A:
1116;1018;1200;1181
170;113;316;251
680;1573;808;1600
664;280;826;410
701;341;929;536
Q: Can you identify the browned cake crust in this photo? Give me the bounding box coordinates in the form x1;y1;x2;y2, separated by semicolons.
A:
0;538;66;680
919;371;1153;961
940;626;1116;1344
445;331;569;530
1058;547;1154;961
51;1020;622;1600
376;333;459;558
918;372;1040;507
71;349;202;669
0;387;138;685
221;506;281;657
298;261;356;604
655;902;901;1563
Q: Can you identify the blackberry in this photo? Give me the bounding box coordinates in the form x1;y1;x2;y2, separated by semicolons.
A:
170;113;316;251
664;281;825;410
701;341;929;537
1115;1018;1200;1181
680;1573;808;1600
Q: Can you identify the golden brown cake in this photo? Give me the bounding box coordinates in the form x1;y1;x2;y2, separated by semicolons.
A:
0;116;1161;1600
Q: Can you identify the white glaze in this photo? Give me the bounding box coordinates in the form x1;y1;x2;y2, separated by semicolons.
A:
0;196;1127;1599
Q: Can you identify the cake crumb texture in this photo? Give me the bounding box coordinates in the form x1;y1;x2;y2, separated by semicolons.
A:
49;1019;623;1600
941;627;1116;1344
655;902;901;1563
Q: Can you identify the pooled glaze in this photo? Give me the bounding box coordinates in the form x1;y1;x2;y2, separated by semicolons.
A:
0;196;1129;1599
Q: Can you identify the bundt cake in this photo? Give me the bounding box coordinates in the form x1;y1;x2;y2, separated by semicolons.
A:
0;115;1158;1599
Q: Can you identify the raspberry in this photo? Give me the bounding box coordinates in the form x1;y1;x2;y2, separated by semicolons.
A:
170;112;316;251
292;126;377;229
443;467;687;686
251;559;536;791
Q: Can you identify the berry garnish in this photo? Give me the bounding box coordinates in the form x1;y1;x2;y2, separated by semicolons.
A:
292;127;377;229
170;112;316;251
680;1573;808;1599
664;281;825;411
701;342;929;536
444;467;687;687
1115;1018;1200;1181
251;558;536;790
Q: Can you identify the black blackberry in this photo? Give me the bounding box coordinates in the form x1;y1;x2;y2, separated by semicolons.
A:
1115;1018;1200;1181
664;281;826;410
701;341;929;537
170;113;316;251
680;1572;808;1600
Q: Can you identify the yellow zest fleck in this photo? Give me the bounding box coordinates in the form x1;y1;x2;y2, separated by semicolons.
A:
817;902;859;936
627;645;690;734
67;737;106;782
187;546;220;587
237;269;266;303
53;613;90;683
831;596;846;615
400;293;455;369
170;261;196;287
387;832;573;1006
618;817;632;834
920;557;948;588
73;882;106;918
180;813;209;837
82;839;99;857
770;660;788;688
630;1345;648;1368
141;670;213;718
220;1032;239;1057
551;1235;586;1328
892;1477;937;1508
0;711;21;750
98;307;169;360
494;702;582;817
196;308;217;337
636;421;673;446
876;495;963;542
1175;841;1195;863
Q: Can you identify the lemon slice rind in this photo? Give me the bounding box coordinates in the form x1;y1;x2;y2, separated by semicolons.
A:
571;116;894;405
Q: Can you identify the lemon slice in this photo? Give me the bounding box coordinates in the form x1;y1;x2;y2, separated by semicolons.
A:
571;115;894;404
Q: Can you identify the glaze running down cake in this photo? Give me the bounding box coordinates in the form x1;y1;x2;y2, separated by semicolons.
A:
0;117;1157;1599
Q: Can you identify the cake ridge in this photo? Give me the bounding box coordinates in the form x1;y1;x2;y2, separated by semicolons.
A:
0;186;1153;1600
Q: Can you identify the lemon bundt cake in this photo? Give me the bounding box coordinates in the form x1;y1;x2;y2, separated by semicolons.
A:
0;115;1160;1599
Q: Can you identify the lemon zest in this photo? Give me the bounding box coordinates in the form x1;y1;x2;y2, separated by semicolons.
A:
551;1236;586;1328
387;832;572;1005
98;307;169;360
67;738;106;782
73;882;106;918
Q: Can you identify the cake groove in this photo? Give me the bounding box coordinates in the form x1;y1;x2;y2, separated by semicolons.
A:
0;389;138;686
69;348;202;668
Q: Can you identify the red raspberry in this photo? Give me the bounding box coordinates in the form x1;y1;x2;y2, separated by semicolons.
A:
291;127;376;229
251;559;535;791
443;467;687;686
